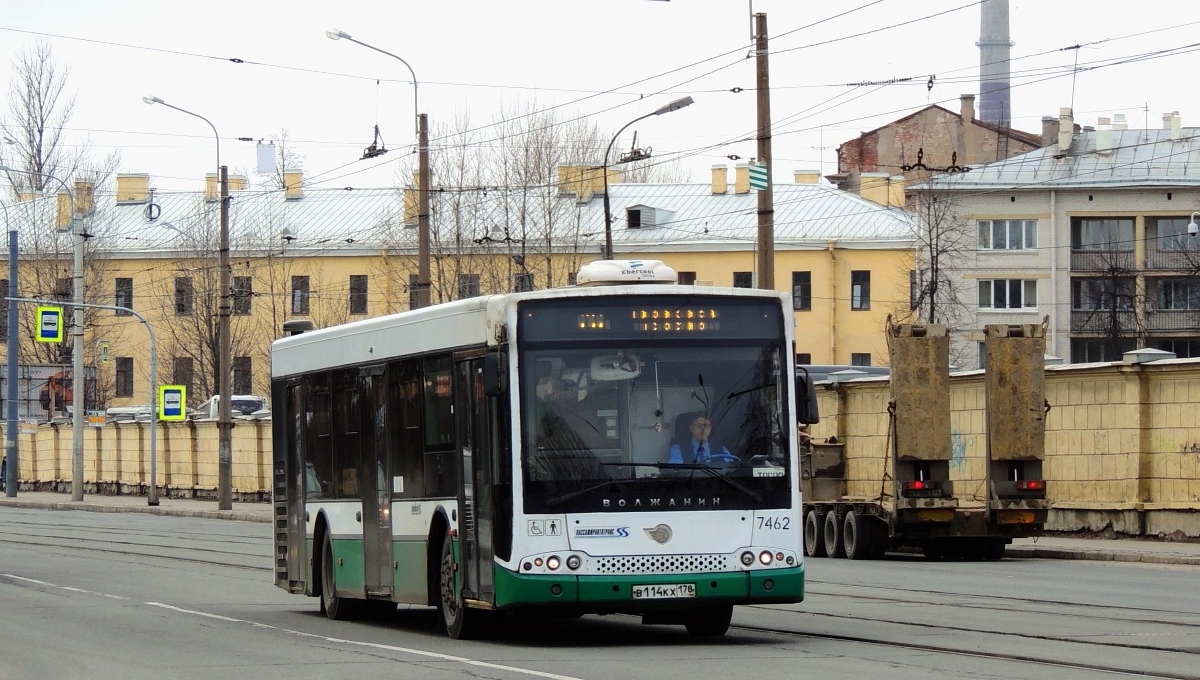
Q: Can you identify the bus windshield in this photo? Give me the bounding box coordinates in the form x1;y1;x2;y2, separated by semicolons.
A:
517;297;791;514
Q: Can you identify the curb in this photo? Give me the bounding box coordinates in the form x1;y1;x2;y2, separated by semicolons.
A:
0;499;271;523
1005;545;1200;566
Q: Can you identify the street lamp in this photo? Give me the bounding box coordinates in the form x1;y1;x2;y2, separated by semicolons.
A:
327;29;431;308
143;95;234;510
0;164;85;500
601;96;694;260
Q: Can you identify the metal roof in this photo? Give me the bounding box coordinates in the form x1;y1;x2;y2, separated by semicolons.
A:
5;178;915;258
920;128;1200;191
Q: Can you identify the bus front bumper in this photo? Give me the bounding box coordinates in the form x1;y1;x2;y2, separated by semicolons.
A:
492;565;804;611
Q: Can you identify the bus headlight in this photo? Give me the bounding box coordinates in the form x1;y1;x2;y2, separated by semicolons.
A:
759;550;773;565
740;551;755;566
546;555;561;571
566;555;582;570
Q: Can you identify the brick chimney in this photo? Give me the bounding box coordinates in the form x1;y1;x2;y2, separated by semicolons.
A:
284;169;304;200
1041;116;1060;148
793;169;821;184
116;173;150;204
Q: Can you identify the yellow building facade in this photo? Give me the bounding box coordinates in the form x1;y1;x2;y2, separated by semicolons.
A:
2;166;916;414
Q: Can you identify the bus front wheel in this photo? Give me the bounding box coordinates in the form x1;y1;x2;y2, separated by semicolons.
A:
438;534;485;639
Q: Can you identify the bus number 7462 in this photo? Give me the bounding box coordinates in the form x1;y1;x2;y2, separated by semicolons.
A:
757;516;790;530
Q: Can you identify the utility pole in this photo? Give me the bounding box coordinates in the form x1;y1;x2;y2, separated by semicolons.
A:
755;12;776;291
417;113;431;308
217;165;232;510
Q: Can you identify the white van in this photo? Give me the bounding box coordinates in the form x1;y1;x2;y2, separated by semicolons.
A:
195;395;269;419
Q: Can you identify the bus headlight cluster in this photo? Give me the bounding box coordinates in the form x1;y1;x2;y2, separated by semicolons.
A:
740;549;796;568
522;553;584;573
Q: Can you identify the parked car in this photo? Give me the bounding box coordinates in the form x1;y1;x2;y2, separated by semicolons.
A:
194;395;269;419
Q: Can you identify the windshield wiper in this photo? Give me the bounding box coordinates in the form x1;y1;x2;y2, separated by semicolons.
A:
726;380;776;400
603;462;762;502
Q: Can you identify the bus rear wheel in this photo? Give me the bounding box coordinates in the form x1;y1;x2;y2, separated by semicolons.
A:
438;534;485;639
320;532;361;620
804;510;826;557
684;604;733;637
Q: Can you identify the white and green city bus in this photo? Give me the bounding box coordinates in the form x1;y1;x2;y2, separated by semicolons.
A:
271;260;818;638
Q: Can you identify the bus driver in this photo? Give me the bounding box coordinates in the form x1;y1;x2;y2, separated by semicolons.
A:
668;414;737;464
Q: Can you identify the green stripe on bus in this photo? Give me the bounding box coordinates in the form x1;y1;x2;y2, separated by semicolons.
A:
493;566;804;609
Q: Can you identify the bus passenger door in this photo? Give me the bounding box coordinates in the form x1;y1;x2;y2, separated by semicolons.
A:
359;366;393;599
454;356;495;602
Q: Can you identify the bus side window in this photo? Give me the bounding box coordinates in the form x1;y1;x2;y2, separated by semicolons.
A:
423;355;456;497
332;369;360;497
305;373;332;500
389;359;425;498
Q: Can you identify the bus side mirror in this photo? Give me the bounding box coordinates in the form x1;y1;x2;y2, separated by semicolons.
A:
795;368;820;424
483;350;507;397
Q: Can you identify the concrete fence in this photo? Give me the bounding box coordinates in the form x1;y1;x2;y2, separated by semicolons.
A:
5;419;272;502
6;359;1200;537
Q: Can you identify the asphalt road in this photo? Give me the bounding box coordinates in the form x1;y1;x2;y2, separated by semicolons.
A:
1;507;1198;680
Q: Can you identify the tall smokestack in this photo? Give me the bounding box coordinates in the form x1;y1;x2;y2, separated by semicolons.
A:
978;0;1013;126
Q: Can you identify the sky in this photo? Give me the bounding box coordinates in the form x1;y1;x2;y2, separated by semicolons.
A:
4;0;1200;195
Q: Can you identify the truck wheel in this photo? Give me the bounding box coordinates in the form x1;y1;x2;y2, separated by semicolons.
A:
982;538;1006;561
823;511;845;558
842;510;874;560
804;511;827;557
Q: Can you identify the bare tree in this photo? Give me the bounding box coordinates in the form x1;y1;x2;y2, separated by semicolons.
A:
899;183;975;366
253;130;306;190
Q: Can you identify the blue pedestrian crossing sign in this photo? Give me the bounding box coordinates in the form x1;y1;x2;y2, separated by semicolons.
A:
36;306;64;343
159;385;187;422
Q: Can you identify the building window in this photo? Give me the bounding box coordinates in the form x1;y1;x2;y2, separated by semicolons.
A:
513;272;533;292
1153;218;1196;252
1070;337;1135;363
232;356;252;394
349;275;368;315
851;353;872;367
792;271;812;310
1153;338;1200;358
174;277;194;315
115;278;133;315
115;357;134;397
796;353;812;365
626;208;642;229
408;274;419;310
173;357;194;394
851;271;871;310
54;277;71;301
1072;278;1135;310
1071;217;1134;251
978;219;1037;250
978;279;1038;309
457;273;480;298
291;276;310;314
1156;279;1200;310
677;271;697;285
733;272;753;288
232;276;252;315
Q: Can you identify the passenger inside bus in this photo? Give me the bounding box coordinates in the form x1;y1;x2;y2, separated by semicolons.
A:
667;412;737;464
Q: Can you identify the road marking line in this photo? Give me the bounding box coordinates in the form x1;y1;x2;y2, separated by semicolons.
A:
2;574;55;586
146;602;585;680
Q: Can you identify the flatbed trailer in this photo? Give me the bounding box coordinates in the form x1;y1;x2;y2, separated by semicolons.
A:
802;320;1049;560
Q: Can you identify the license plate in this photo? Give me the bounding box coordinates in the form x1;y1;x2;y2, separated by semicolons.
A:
631;583;696;600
